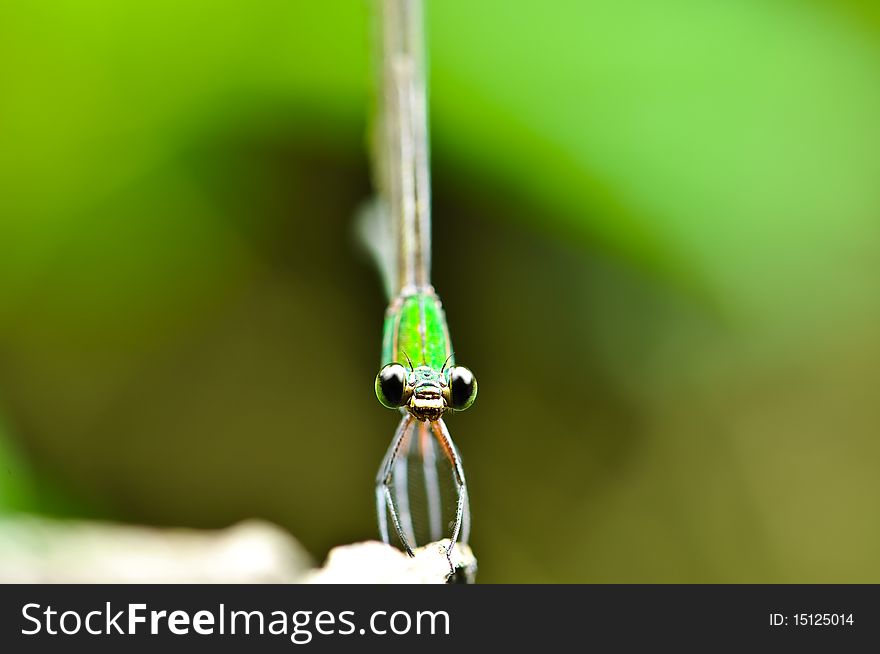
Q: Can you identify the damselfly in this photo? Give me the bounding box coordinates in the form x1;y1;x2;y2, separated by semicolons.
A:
362;0;477;574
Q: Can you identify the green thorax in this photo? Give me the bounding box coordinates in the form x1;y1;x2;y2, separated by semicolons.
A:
381;290;454;371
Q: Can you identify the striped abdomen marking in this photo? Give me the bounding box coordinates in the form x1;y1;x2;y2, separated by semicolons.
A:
381;291;453;370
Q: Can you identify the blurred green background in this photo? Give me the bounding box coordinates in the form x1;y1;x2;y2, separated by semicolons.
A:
2;0;879;583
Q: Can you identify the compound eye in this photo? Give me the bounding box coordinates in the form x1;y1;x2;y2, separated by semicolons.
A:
375;363;409;408
447;366;478;411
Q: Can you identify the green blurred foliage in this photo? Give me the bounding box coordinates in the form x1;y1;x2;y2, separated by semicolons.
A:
1;0;879;582
0;419;34;513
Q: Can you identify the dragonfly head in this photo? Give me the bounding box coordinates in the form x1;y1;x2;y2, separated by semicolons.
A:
408;366;446;421
375;362;478;420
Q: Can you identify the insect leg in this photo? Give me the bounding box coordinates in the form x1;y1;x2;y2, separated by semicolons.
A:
376;413;416;556
430;418;468;575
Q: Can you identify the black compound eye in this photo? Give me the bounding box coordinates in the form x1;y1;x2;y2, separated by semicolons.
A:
376;363;409;408
448;366;478;411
